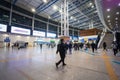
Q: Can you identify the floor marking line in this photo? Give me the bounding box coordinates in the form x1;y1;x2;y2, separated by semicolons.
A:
102;52;118;80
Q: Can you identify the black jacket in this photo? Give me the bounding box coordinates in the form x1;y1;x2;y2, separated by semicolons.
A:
56;43;66;54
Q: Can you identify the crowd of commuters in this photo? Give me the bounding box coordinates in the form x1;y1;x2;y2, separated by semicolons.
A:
55;39;120;68
55;39;98;68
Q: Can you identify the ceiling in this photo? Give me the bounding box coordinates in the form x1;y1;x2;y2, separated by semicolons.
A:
5;0;105;30
102;0;120;32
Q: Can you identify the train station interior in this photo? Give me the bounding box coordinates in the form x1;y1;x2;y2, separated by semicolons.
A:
0;0;120;80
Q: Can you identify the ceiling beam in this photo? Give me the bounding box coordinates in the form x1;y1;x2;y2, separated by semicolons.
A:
51;0;89;19
36;0;59;14
12;0;18;5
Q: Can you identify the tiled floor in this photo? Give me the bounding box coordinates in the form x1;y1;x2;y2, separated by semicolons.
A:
0;46;120;80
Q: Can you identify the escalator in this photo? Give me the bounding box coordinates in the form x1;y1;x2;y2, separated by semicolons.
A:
97;32;114;49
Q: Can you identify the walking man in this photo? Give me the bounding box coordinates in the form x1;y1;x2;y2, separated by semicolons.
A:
56;39;66;68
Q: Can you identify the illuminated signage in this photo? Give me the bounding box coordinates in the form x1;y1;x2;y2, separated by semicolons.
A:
73;36;78;40
47;32;56;38
0;24;7;32
33;30;45;37
11;26;30;35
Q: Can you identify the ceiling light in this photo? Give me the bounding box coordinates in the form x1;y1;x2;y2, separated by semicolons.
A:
89;2;92;6
59;10;62;13
107;19;110;22
107;8;110;12
31;8;36;12
107;15;110;18
43;0;47;3
116;12;119;15
118;3;120;6
91;5;94;8
115;17;118;20
70;16;73;19
53;5;58;10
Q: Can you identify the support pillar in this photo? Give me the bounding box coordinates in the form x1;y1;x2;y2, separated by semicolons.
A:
9;1;13;26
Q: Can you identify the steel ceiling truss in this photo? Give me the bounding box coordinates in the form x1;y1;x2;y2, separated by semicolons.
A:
36;0;59;14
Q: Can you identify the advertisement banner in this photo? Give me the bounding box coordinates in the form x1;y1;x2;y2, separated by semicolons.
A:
0;24;7;32
11;26;30;35
47;32;56;38
33;30;45;37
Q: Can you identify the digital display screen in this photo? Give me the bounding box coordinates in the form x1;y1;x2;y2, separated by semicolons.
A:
47;32;56;38
33;30;45;37
0;24;7;32
11;26;30;35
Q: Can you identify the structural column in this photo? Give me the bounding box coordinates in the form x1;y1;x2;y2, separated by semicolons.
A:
60;0;69;36
46;18;49;37
78;30;79;37
72;29;74;39
9;1;13;26
113;31;116;41
32;14;35;30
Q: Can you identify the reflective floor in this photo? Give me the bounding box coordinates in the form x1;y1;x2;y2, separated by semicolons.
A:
0;46;120;80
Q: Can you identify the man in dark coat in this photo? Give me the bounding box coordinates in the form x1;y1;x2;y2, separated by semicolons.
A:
91;41;95;53
56;39;66;68
103;42;107;51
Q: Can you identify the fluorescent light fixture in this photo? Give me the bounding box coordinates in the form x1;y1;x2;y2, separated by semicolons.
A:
53;5;58;10
31;8;36;12
107;15;110;18
43;0;47;3
107;8;110;12
116;12;119;15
